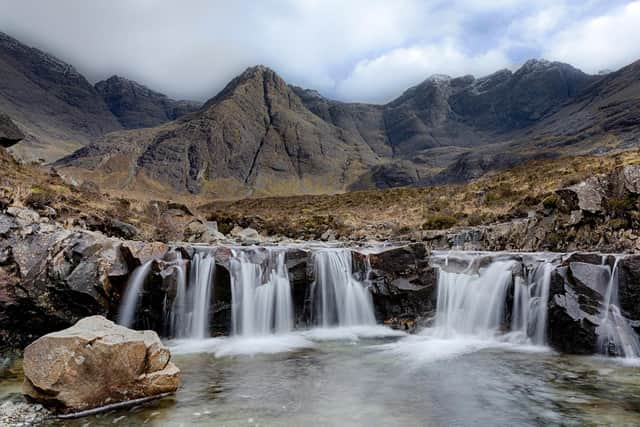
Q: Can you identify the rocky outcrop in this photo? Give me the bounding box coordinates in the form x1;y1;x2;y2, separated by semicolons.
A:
95;75;200;129
546;253;640;355
23;316;179;414
416;164;640;253
547;265;602;354
0;113;24;147
350;244;437;330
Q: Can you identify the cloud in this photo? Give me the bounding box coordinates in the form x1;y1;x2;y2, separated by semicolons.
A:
0;0;636;103
544;1;640;73
336;42;511;103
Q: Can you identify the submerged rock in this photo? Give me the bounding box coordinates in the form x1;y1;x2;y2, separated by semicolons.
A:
22;316;179;414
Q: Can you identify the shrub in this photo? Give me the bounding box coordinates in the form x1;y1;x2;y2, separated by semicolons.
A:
542;194;561;210
609;218;629;230
421;214;457;230
607;195;636;215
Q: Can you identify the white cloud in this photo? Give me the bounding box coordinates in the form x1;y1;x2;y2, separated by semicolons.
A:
336;41;511;103
0;0;636;103
544;1;640;73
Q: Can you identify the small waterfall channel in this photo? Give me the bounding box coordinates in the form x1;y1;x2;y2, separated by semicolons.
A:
597;257;640;358
429;254;553;345
116;246;640;361
311;249;376;327
116;245;378;339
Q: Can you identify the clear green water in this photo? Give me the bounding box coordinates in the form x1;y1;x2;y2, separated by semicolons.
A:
2;327;640;426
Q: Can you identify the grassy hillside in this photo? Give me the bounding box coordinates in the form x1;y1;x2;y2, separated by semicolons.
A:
201;149;640;240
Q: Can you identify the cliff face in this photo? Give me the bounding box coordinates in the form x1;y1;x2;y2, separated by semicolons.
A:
1;29;639;196
57;66;381;198
95;75;201;129
0;32;202;163
0;32;122;162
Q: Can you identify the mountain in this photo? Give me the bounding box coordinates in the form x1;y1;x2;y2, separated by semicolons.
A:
3;28;637;197
58;58;629;198
0;32;122;162
0;32;201;163
95;75;201;128
57;66;380;198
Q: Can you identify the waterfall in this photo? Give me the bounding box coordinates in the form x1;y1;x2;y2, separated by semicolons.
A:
229;248;293;336
166;258;187;337
433;261;515;338
597;258;640;358
510;262;553;345
182;252;215;339
117;260;153;328
311;249;376;327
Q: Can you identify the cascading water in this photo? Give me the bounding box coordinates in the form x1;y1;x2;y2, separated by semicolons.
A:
311;249;376;327
229;248;293;336
597;257;640;358
432;260;515;339
427;253;555;345
184;252;215;339
166;255;187;337
117;260;153;328
510;262;553;345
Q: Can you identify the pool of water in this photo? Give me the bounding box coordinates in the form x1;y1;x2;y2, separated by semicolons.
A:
2;326;640;426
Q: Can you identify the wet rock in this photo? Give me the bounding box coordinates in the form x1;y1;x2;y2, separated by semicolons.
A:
23;316;179;414
547;267;602;354
285;249;312;324
617;255;640;320
0;229;129;347
362;244;437;325
121;241;169;266
568;262;610;296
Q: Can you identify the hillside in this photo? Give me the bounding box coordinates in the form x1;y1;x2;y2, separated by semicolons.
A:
58;58;640;198
0;32;200;163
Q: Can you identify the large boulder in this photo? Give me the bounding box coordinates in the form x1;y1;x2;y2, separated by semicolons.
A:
23;316;179;414
556;176;607;214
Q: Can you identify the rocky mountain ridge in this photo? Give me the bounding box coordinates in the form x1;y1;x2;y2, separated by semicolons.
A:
0;32;200;162
95;75;201;128
1;31;639;197
58;57;640;197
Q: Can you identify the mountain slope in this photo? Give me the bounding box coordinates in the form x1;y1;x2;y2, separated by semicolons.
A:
0;32;122;162
95;75;201;128
57;57;640;198
57;66;381;198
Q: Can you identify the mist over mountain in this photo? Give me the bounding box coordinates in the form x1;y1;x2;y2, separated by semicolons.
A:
0;31;638;197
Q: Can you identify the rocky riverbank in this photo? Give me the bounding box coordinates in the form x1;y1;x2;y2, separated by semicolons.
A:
1;194;639;357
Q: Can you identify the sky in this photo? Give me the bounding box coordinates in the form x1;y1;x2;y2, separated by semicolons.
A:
0;0;639;103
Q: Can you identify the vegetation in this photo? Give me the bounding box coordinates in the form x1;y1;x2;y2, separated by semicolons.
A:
201;149;640;239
